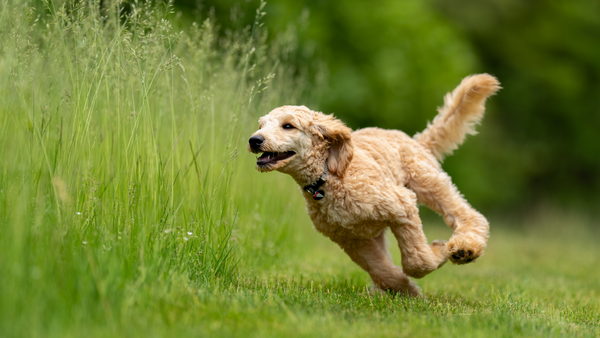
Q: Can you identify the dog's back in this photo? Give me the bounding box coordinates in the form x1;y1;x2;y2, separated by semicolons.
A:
349;128;438;185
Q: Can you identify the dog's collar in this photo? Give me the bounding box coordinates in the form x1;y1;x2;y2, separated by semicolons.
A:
303;162;328;200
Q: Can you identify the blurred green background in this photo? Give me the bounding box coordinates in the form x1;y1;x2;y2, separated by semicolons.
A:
176;0;600;214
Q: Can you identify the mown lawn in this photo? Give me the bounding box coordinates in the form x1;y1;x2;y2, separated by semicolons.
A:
144;213;600;338
0;1;598;337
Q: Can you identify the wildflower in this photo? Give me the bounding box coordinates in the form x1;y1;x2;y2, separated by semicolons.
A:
187;231;193;235
76;212;82;215
184;237;189;241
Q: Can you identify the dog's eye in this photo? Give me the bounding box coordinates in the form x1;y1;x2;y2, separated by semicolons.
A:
282;123;295;130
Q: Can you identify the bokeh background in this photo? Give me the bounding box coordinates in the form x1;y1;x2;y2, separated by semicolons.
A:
176;0;600;215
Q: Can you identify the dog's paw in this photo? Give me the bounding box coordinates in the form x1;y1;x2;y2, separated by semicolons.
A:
446;233;487;265
430;240;449;266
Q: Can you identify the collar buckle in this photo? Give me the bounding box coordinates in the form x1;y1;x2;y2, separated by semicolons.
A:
303;163;328;201
312;189;325;200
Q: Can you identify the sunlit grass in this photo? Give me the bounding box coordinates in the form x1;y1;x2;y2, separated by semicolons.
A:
0;1;598;337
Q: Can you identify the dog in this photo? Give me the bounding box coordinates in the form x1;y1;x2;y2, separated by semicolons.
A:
248;74;500;296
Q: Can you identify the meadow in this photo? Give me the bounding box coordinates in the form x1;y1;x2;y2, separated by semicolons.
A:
0;1;598;337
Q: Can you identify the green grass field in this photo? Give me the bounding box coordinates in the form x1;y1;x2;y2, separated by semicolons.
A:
1;1;598;337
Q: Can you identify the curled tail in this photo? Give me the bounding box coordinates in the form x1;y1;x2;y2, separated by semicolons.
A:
414;74;501;161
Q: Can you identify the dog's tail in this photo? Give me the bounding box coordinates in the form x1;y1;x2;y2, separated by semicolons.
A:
414;74;501;161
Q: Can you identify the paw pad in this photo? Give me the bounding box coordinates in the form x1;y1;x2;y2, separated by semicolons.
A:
449;248;477;264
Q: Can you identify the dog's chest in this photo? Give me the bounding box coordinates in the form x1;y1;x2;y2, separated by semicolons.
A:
305;200;389;240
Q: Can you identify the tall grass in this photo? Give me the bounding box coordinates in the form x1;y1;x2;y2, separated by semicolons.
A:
0;0;311;334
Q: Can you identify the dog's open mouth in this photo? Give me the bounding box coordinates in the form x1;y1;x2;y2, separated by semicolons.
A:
257;151;296;166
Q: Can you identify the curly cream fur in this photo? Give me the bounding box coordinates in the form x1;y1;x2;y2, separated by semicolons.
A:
415;74;501;161
249;74;500;297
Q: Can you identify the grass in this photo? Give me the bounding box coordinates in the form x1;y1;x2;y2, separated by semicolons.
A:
0;1;599;337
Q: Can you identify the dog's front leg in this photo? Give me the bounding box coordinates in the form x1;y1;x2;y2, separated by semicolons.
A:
389;199;449;279
333;231;421;297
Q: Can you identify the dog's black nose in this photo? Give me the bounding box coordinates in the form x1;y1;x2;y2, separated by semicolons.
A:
249;135;265;149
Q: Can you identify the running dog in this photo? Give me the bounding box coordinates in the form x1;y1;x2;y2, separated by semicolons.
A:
248;74;500;296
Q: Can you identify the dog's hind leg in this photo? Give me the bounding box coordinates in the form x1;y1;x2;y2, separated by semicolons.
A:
406;157;489;265
335;231;421;297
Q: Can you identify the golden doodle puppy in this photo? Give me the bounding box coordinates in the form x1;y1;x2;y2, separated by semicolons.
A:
248;74;501;296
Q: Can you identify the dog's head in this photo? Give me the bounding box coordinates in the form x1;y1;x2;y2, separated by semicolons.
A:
248;105;354;178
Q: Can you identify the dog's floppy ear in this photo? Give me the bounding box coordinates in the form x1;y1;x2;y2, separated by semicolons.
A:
313;115;354;177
